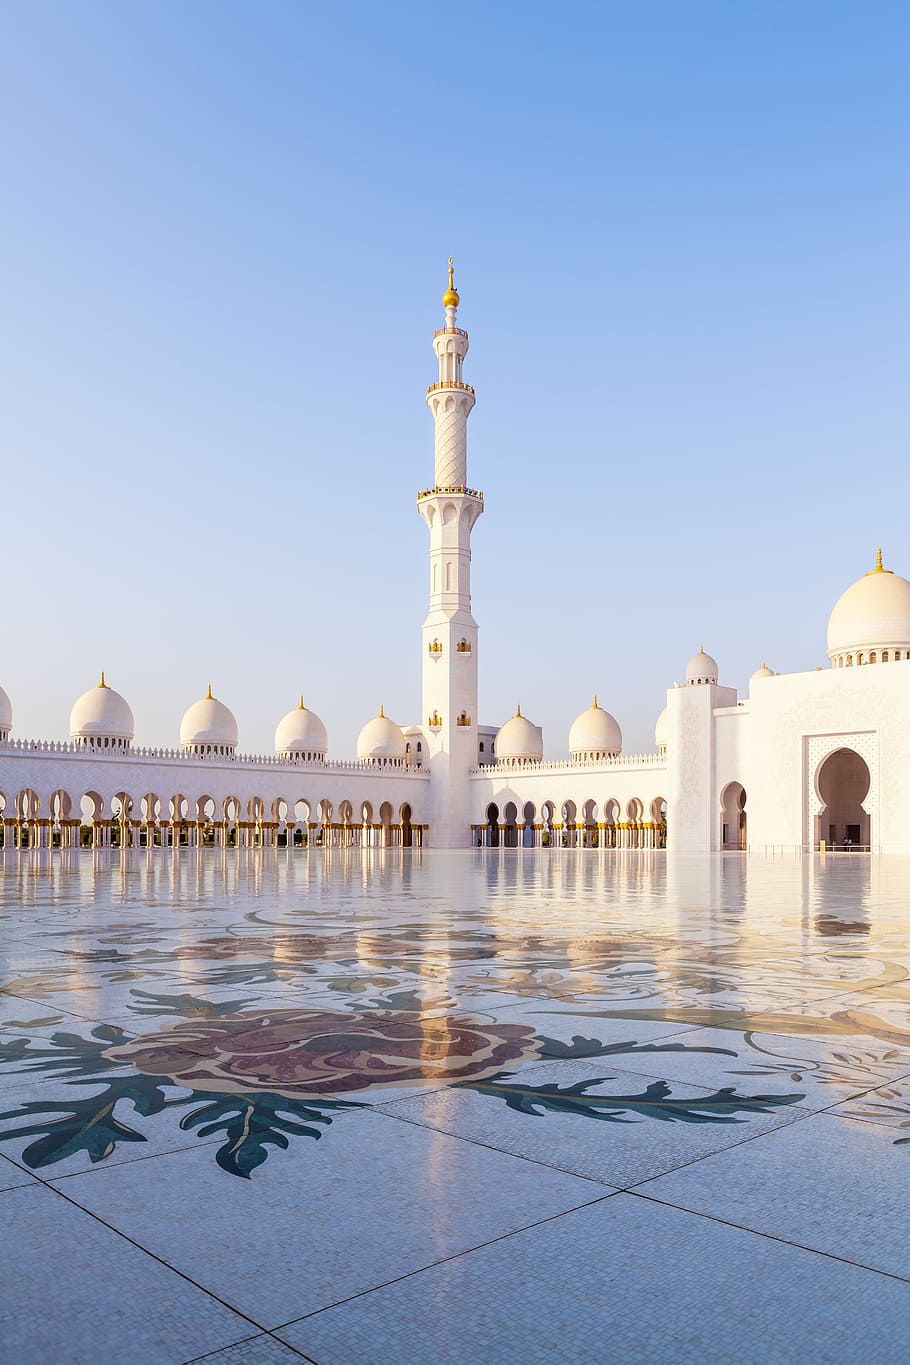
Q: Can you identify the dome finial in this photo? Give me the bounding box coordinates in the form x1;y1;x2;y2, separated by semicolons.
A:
516;702;522;718
442;256;460;310
593;692;598;709
379;703;385;719
98;670;108;689
298;694;305;710
206;682;213;700
865;547;893;577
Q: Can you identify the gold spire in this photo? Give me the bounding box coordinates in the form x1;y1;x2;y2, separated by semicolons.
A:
206;682;213;700
298;694;306;710
516;703;522;718
866;546;892;576
379;703;385;718
442;256;460;309
593;692;598;709
98;671;108;689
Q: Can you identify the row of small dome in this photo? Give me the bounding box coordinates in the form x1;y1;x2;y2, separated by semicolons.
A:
0;647;766;763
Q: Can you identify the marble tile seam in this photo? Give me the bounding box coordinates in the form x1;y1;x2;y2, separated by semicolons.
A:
362;1102;623;1189
28;1172;278;1338
266;1188;620;1336
183;1331;319;1365
627;1187;910;1287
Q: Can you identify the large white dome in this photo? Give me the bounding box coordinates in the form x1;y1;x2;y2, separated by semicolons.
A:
357;707;406;764
496;706;543;764
685;647;718;685
827;551;910;665
568;696;621;760
70;674;134;748
0;684;11;737
180;686;238;753
275;697;327;759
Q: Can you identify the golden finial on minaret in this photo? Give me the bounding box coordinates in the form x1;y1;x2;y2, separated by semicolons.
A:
98;671;108;689
442;256;460;310
206;682;213;700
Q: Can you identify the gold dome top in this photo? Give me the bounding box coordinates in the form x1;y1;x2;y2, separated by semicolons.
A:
865;546;893;577
442;256;460;309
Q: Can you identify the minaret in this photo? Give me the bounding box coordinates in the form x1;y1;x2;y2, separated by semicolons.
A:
418;259;484;846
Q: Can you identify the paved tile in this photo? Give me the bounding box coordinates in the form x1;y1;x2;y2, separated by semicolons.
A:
0;1152;36;1189
569;1024;910;1112
278;1193;910;1364
52;1108;605;1326
0;1184;253;1363
377;1057;810;1186
189;1336;307;1364
639;1109;910;1278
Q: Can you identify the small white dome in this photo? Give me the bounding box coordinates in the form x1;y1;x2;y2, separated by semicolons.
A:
180;686;238;752
357;706;406;763
655;706;669;753
751;661;777;680
685;647;718;685
568;696;622;759
275;697;327;758
70;674;134;746
496;706;543;764
0;684;11;736
827;551;910;663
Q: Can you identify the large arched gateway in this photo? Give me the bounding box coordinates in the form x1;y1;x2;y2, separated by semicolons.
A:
815;748;871;850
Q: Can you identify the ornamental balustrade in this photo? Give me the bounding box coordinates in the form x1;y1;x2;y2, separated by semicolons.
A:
468;753;666;776
0;737;428;776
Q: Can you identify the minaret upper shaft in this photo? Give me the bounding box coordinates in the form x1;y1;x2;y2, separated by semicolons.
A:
426;258;475;490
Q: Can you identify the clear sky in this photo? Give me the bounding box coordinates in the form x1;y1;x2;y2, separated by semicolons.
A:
1;1;908;758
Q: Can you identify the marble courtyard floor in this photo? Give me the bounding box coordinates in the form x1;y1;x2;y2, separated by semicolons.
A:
2;849;910;1363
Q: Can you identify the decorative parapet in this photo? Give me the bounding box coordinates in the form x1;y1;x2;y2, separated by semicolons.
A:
468;753;666;777
0;737;429;776
426;381;475;396
433;327;468;339
417;484;483;501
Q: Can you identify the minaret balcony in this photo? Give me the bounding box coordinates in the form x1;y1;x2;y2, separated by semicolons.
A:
433;326;468;339
456;712;472;727
417;485;484;501
428;711;443;730
428;640;443;657
426;381;474;396
456;640;472;653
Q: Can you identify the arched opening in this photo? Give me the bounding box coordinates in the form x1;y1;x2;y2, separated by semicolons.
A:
522;801;536;847
816;749;871;851
541;800;555;848
400;802;413;847
721;782;747;850
650;796;668;849
562;799;577;848
582;798;598;848
379;801;393;848
602;798;619;849
486;802;500;848
503;801;518;847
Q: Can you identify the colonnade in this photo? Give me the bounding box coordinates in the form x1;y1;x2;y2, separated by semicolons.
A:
0;817;426;850
472;820;667;850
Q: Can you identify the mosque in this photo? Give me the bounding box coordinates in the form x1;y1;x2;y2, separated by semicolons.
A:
2;264;909;855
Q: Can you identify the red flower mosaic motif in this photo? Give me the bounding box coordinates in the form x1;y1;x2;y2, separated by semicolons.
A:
104;1009;542;1099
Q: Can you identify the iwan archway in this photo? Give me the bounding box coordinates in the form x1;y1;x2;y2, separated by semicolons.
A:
815;748;871;851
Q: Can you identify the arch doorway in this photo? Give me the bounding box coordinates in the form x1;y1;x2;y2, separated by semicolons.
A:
816;749;871;851
486;803;500;848
721;783;747;850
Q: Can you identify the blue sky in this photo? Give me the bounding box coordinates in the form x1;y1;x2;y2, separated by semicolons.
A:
1;2;908;756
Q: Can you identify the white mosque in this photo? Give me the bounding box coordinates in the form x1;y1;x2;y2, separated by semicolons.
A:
2;263;909;855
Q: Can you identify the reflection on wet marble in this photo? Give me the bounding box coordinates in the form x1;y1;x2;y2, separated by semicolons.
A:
2;848;910;1361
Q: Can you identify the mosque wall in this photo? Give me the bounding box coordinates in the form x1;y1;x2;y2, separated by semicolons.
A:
744;661;910;854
